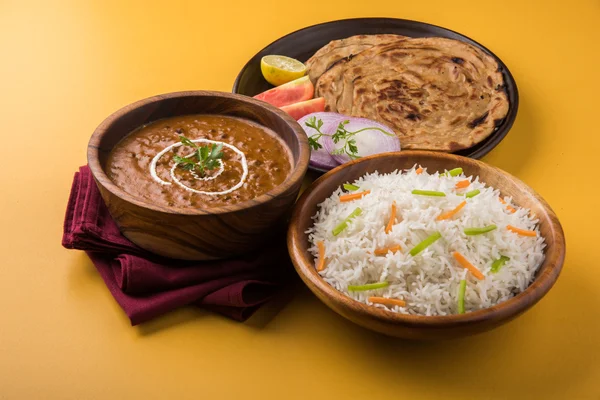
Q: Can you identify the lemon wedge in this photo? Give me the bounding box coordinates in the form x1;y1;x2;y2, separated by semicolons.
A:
260;55;306;86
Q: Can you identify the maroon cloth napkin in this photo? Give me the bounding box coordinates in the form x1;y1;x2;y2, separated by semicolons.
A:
62;166;292;325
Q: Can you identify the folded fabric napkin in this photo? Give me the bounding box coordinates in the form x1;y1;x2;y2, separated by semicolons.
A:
62;166;293;325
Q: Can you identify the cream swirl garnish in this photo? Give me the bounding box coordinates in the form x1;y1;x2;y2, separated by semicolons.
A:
150;139;248;196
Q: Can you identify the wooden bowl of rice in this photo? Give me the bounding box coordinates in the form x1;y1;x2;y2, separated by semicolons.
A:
287;151;565;339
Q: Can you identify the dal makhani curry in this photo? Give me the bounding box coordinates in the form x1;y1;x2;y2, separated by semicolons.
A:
106;115;292;209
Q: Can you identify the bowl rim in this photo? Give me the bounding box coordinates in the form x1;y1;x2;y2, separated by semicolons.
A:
88;90;310;216
288;150;565;327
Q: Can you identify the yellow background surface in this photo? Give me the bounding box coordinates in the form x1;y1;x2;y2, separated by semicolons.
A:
1;0;598;399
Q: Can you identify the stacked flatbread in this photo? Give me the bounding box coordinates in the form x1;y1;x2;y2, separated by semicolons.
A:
305;35;510;151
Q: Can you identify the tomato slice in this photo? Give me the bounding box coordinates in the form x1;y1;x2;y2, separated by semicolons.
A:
253;76;314;107
280;97;326;120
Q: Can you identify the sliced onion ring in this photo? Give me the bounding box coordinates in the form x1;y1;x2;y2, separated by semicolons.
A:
322;117;401;165
298;112;346;170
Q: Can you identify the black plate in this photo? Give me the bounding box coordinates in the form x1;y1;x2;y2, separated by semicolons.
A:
233;18;518;172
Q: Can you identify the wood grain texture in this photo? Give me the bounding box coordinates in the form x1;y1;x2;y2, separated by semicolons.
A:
288;151;565;339
88;91;310;260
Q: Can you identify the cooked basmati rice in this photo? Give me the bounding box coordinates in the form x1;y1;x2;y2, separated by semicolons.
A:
306;165;546;316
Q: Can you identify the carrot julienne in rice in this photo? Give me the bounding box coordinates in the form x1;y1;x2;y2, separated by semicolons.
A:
307;165;546;316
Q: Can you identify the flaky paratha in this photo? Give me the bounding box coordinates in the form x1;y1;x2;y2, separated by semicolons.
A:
310;36;509;151
305;34;406;84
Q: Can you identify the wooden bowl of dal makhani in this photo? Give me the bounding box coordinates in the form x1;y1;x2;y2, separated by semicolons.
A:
88;91;309;260
288;152;565;339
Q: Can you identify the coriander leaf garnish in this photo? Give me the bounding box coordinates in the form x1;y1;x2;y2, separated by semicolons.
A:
305;117;394;160
305;116;325;150
331;121;349;144
347;139;358;156
210;143;224;159
179;136;198;149
173;155;197;171
172;135;224;177
308;136;322;151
